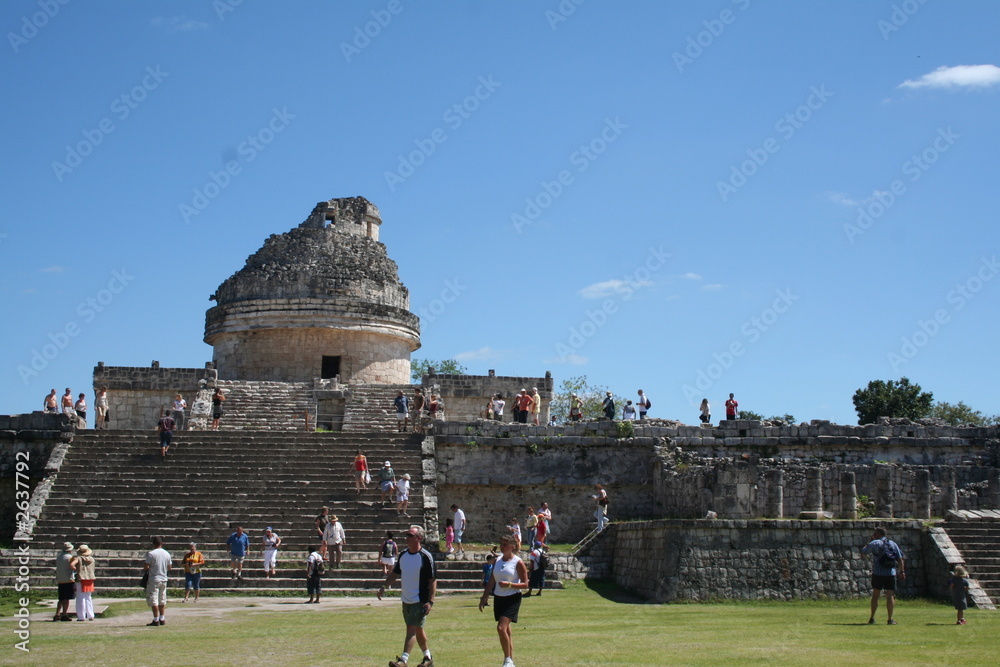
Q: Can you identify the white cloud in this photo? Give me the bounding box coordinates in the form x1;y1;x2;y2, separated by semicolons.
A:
40;265;65;273
579;278;652;299
899;64;1000;90
152;15;209;33
826;191;858;207
454;346;502;362
700;284;723;292
680;272;702;281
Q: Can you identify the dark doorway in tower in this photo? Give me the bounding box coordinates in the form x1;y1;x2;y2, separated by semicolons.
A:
321;356;341;380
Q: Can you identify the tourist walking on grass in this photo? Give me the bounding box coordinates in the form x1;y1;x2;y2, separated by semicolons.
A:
507;517;522;551
526;541;548;596
226;526;250;580
862;526;906;625
144;536;171;627
593;484;609;531
378;525;437;667
949;565;970;625
536;502;552;546
479;534;529;667
53;542;74;621
262;527;282;578
323;515;346;568
524;508;538;547
452;504;467;556
211;387;225;430
71;544;96;621
156;410;175;459
354;449;370;494
182;543;204;602
306;542;324;604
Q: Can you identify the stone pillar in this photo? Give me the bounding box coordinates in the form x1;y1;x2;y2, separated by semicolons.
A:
989;468;1000;508
799;468;824;519
915;468;932;520
764;469;783;518
840;471;857;519
943;467;958;514
875;465;893;518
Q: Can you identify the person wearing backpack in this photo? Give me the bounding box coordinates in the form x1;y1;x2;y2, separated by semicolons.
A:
379;531;399;576
637;389;651;420
861;526;906;625
306;542;325;603
525;541;548;597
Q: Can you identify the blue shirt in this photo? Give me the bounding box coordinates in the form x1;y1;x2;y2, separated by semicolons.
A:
862;537;904;577
482;562;494;585
394;395;409;413
227;532;250;557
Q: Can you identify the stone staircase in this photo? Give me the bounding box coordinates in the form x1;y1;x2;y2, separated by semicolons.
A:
2;429;491;595
342;383;416;433
942;515;1000;603
213;381;316;431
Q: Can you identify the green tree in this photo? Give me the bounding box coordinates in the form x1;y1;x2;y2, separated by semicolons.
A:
738;410;764;420
410;358;468;382
550;375;624;422
766;414;797;424
926;401;1000;426
852;377;933;425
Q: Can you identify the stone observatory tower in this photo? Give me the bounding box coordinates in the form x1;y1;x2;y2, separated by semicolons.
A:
204;196;420;384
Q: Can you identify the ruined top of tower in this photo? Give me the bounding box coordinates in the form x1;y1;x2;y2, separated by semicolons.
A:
204;196;420;384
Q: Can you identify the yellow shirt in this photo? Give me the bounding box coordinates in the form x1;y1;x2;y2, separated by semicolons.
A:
183;551;204;574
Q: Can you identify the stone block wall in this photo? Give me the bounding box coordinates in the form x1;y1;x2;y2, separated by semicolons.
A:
91;363;218;430
0;412;70;540
210;325;413;384
423;373;554;423
610;519;925;602
433;420;655;543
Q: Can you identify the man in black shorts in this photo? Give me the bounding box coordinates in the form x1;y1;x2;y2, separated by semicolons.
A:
378;525;436;667
861;526;906;625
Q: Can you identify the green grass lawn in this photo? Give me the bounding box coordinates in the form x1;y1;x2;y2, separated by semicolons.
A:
8;581;999;666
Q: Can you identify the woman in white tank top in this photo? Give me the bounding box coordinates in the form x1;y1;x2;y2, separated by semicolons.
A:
479;535;528;667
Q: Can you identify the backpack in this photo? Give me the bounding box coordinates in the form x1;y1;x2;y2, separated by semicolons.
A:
878;539;900;569
311;558;325;577
536;551;549;571
644;398;651;409
382;540;397;559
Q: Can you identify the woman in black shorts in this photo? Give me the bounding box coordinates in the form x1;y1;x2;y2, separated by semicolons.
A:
479;534;529;667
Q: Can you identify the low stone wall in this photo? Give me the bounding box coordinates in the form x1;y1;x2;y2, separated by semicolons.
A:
0;412;72;540
609;519;925;602
422;373;554;424
92;362;218;430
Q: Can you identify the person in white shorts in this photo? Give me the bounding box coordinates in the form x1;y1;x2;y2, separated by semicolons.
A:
262;527;282;578
396;474;412;516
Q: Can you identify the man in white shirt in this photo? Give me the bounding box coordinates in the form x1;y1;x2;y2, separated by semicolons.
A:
144;536;172;626
378;525;436;667
451;504;466;556
322;515;347;568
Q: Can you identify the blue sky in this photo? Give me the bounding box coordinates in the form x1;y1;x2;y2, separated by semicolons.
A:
2;1;998;424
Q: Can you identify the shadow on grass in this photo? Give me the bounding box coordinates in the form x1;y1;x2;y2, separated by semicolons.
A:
583;579;651;605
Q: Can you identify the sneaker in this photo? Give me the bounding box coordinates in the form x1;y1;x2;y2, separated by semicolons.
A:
388;657;407;667
417;657;434;667
159;619;166;626
147;621;160;627
887;619;897;625
502;659;515;667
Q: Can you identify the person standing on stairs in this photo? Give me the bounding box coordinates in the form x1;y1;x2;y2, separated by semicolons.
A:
226;526;250;580
172;394;187;431
156;410;175;459
262;527;282;578
354;450;370;494
394;391;410;432
315;506;331;558
411;388;425;433
379;461;397;504
322;514;347;569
